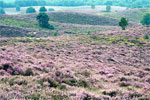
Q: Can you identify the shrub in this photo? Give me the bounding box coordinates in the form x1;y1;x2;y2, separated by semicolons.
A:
24;68;33;76
16;5;20;12
141;13;150;26
39;6;47;12
106;6;111;12
48;8;55;11
0;8;5;14
119;17;128;30
144;34;149;39
36;13;54;29
53;32;59;36
26;7;36;13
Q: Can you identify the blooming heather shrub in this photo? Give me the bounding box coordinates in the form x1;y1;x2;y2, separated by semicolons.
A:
0;70;10;76
0;63;24;75
51;94;69;100
27;93;47;100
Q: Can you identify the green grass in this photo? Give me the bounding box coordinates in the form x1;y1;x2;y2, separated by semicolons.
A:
0;17;51;31
0;18;30;27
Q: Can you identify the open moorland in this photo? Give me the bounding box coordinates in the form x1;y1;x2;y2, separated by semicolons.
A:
0;6;150;100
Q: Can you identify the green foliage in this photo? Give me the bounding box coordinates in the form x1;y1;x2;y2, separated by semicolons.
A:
48;79;60;88
0;8;5;14
119;17;128;30
53;31;59;36
26;7;36;13
39;6;47;12
141;13;150;26
48;8;55;11
36;13;54;29
16;5;20;12
106;6;111;12
144;34;149;39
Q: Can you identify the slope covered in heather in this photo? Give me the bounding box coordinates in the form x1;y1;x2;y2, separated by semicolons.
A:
0;26;150;99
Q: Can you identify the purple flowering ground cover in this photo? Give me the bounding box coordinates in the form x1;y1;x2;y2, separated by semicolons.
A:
0;26;150;100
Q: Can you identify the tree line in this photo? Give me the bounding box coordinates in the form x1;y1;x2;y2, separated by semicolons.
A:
0;0;150;8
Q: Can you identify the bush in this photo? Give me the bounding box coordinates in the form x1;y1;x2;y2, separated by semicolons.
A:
48;8;55;11
53;31;59;36
141;13;150;26
16;5;20;12
26;7;36;13
39;6;47;12
106;6;111;12
144;34;149;39
24;68;34;76
119;17;128;30
36;13;54;29
0;8;5;14
91;4;95;9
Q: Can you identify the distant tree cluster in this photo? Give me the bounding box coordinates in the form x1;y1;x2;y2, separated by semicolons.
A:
0;0;150;8
15;0;46;7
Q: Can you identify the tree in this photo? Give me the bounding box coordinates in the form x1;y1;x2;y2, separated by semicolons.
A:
39;6;47;12
26;7;36;13
0;8;5;14
105;1;113;6
106;6;111;12
119;17;128;30
141;13;150;26
91;4;95;9
36;13;54;29
144;34;149;39
16;5;20;12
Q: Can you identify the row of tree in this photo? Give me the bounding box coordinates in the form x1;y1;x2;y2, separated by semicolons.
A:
0;0;150;8
0;6;55;14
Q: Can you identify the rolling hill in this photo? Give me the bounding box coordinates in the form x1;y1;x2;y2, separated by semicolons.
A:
101;8;150;23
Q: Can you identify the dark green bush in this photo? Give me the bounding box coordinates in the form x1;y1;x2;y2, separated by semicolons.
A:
0;8;5;14
16;5;20;12
106;6;111;12
141;13;150;26
39;6;47;12
144;34;149;39
36;13;54;29
119;17;128;30
24;68;34;76
26;7;36;13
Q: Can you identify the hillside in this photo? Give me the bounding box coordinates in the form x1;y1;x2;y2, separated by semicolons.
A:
0;26;150;99
13;11;121;26
101;8;150;23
